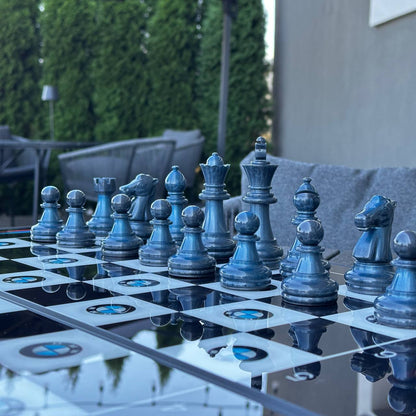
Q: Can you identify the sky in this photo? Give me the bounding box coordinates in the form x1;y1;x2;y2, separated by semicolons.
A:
263;0;275;60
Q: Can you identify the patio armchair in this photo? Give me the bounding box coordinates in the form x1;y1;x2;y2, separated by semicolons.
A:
58;137;176;202
224;152;416;253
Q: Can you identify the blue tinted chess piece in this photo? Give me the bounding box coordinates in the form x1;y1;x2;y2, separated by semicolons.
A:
280;177;326;279
87;177;116;238
282;219;338;305
374;230;416;328
139;199;177;266
199;152;235;262
56;190;95;248
345;195;396;295
120;173;158;241
31;186;63;243
168;205;216;279
242;137;283;270
165;166;187;245
220;211;271;290
102;194;143;259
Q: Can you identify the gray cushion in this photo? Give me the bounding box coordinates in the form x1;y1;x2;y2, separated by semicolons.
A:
239;153;416;251
163;129;201;149
0;125;11;140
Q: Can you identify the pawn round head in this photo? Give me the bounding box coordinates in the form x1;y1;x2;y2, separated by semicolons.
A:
297;219;324;246
66;190;86;208
41;186;60;203
182;205;204;227
393;230;416;260
111;193;131;213
151;199;171;220
165;166;186;193
235;211;260;235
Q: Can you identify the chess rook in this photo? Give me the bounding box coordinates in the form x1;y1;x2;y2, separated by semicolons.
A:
139;199;177;266
120;173;158;241
374;230;416;329
345;195;396;295
220;211;271;290
280;177;330;279
87;177;116;238
165;166;187;245
102;193;143;259
56;189;95;248
168;205;216;279
242;137;283;270
282;219;338;305
30;186;63;243
199;152;235;262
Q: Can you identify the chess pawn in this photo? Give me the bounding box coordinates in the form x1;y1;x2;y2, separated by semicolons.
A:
220;211;271;290
282;219;338;305
280;178;329;279
31;186;63;243
242;137;283;270
102;193;143;259
374;230;416;328
87;177;116;238
165;166;188;245
119;173;158;241
139;199;177;266
56;190;95;248
168;205;216;279
344;195;396;295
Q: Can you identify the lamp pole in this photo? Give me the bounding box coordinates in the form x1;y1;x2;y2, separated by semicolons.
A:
217;0;237;158
41;85;58;141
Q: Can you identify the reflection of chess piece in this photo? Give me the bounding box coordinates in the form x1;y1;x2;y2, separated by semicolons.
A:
280;178;329;279
372;336;416;415
344;297;391;382
242;137;283;270
374;230;416;328
87;177;116;238
199;152;235;262
220;211;271;290
345;195;396;295
282;220;338;305
66;282;87;301
120;174;158;241
168;206;216;279
139;199;177;266
31;186;63;243
165;166;187;246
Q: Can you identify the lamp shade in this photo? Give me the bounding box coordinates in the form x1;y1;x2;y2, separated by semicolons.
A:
41;85;58;101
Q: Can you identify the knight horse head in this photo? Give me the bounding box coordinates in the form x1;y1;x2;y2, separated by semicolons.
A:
354;195;397;231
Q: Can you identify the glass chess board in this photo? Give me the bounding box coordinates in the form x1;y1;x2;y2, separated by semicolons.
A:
0;232;414;416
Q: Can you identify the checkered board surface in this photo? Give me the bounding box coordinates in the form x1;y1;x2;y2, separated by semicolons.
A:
0;235;415;416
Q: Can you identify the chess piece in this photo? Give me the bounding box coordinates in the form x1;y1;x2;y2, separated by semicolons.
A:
242;137;283;270
374;230;416;328
165;166;187;245
30;186;63;243
282;219;338;305
87;177;116;238
199;152;235;262
56;190;95;248
168;205;216;279
139;199;177;266
102;193;143;259
119;173;158;241
344;195;396;295
280;178;329;278
220;211;271;290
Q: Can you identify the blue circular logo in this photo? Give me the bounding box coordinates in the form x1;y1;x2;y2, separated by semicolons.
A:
3;276;44;284
224;309;272;320
208;345;268;361
118;279;159;288
20;342;82;358
86;304;135;315
42;257;78;264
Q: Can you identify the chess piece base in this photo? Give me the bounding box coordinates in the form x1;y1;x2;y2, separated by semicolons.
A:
220;262;271;290
168;255;216;279
374;295;416;329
